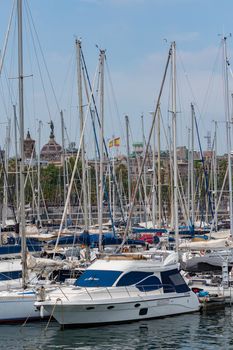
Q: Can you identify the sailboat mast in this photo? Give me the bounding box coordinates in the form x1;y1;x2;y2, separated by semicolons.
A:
223;37;233;238
92;108;100;226
3;121;10;227
37;120;42;226
76;39;88;231
152;111;156;228
213;121;218;230
171;41;179;252
87;164;92;227
125;115;131;212
141;114;147;225
187;127;191;224
118;45;172;252
157;105;162;227
168;125;174;226
60;110;67;228
112;151;116;222
191;103;195;225
18;0;27;288
99;49;105;252
13;105;19;222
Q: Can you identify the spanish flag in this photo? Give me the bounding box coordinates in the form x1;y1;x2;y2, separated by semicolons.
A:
113;137;120;147
109;137;120;148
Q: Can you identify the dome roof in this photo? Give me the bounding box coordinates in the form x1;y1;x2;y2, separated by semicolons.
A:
40;121;62;162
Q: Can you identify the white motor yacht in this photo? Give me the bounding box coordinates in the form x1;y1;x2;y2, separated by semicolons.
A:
35;252;200;327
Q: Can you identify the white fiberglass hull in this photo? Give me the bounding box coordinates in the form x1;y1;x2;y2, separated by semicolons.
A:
0;290;48;323
40;291;199;326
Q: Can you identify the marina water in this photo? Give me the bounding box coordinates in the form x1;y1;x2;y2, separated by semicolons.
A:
1;307;233;349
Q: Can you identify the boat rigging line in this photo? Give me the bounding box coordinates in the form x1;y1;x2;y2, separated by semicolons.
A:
117;43;172;252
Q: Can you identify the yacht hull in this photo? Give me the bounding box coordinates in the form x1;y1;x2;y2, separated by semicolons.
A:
41;292;199;326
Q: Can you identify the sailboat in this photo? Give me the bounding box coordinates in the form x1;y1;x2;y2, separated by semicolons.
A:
179;36;233;302
0;0;49;323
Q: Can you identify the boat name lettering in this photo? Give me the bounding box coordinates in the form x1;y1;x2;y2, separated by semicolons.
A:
85;277;99;281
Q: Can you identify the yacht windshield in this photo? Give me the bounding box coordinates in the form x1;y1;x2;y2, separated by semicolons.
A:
74;270;122;287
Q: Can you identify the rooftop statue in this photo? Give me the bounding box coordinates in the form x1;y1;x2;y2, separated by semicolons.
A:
50;120;54;139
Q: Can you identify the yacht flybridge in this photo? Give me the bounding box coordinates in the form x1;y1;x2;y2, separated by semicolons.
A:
35;253;200;327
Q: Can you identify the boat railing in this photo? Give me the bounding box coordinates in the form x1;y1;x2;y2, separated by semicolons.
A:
57;283;177;300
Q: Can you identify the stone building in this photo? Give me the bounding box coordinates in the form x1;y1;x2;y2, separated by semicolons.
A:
24;130;36;160
176;146;188;160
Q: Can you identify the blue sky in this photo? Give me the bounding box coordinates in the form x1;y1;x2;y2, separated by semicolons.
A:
0;0;233;155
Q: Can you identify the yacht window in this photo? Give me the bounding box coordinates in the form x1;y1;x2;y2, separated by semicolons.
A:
161;269;190;293
116;271;153;286
74;270;122;287
136;276;162;292
169;273;187;286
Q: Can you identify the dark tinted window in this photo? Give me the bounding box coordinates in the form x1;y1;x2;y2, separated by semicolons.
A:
75;270;122;287
116;271;153;286
161;269;190;293
136;276;162;292
169;273;186;286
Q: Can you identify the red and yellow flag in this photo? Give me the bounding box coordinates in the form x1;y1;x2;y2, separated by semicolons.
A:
109;137;120;148
113;137;120;147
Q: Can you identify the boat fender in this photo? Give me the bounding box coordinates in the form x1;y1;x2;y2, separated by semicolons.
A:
40;305;44;319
